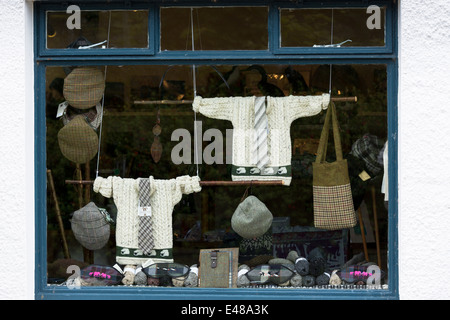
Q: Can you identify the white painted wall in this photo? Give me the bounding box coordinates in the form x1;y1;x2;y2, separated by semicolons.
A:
0;0;449;300
0;0;34;300
398;0;450;300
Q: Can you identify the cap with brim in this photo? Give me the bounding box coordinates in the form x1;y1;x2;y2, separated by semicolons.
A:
63;67;105;110
58;115;99;164
71;202;111;251
231;195;273;239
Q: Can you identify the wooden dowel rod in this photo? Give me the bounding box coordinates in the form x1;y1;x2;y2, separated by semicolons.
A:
357;207;370;262
200;180;284;186
331;96;358;102
47;170;71;260
134;100;194;105
66;179;284;186
66;180;95;185
133;96;357;105
371;186;382;268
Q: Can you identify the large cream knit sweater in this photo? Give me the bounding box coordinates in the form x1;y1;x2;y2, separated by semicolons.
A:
93;175;201;265
193;94;330;185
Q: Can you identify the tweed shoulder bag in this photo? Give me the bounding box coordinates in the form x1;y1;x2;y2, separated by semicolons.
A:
312;102;357;230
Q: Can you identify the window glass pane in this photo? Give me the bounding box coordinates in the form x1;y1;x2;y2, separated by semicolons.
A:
160;7;268;50
46;10;149;49
46;63;388;290
280;8;386;47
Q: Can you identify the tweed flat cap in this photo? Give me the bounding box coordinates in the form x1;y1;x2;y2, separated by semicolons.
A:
231;195;273;239
71;202;110;251
63;67;105;109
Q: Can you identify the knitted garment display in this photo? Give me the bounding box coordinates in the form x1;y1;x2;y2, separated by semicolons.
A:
94;175;201;265
193;94;330;185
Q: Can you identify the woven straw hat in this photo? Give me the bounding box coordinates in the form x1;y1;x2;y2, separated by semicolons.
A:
57;115;99;164
71;202;111;251
63;67;105;110
231;195;273;239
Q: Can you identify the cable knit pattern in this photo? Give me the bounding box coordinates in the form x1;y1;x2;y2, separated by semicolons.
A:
193;94;330;185
94;175;201;264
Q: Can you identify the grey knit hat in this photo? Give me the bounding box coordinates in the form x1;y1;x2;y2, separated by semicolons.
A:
71;202;111;250
231;195;273;239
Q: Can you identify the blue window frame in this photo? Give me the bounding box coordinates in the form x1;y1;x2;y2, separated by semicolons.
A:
35;0;398;300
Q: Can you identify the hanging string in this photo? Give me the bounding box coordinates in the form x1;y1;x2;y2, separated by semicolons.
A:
328;8;334;95
95;10;112;179
191;7;199;177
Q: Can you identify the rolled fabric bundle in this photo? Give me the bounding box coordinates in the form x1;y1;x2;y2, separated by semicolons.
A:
308;247;327;276
286;251;299;263
341;252;365;269
172;276;186;287
285;251;311;276
294;257;310;276
184;264;199;287
159;275;172;287
134;266;147;285
329;270;342;286
147;277;159;286
290;274;303;287
237;265;250;287
268;258;294;268
302;275;316;287
316;272;331;286
121;265;136;285
278;280;290;287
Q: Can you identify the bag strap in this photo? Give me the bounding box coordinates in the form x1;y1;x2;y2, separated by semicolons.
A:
315;102;344;163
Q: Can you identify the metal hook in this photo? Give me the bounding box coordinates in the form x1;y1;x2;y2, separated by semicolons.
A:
313;39;352;48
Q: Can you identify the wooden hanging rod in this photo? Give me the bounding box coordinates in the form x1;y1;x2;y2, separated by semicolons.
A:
133;96;357;105
134;100;194;105
65;179;285;186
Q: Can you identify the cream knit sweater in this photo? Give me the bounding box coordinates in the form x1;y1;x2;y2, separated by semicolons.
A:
93;175;201;265
193;94;330;185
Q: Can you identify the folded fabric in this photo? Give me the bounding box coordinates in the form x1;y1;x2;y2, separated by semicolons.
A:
79;265;124;286
338;265;385;284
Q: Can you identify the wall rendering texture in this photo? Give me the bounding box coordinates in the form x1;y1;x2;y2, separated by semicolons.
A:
0;0;34;300
398;0;450;300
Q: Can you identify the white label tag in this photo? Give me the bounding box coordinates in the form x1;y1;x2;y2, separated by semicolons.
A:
56;101;68;118
138;206;152;217
359;170;371;181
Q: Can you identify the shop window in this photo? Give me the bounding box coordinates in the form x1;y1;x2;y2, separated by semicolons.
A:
280;7;386;48
37;1;397;300
46;10;149;49
160;7;268;51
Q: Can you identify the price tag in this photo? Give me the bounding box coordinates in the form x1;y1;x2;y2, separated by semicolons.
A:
56;101;68;118
359;170;371;181
138;206;152;217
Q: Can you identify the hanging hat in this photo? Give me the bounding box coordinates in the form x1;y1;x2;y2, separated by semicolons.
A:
231;195;273;239
63;67;105;109
71;202;111;251
350;134;385;177
57;115;99;164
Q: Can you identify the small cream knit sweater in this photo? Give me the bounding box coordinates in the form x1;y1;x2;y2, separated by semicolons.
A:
94;175;201;265
193;94;330;185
